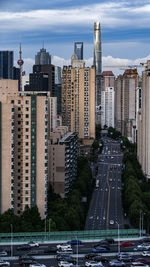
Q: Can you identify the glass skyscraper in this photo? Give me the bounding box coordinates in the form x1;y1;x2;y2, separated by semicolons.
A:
74;42;83;60
0;51;14;79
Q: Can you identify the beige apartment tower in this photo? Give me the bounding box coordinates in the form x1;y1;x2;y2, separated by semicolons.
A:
137;60;150;178
62;63;95;141
0;80;57;218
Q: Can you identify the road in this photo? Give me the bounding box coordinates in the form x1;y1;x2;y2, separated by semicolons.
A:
85;136;126;230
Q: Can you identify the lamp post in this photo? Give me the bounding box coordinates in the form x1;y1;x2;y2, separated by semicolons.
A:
10;224;13;257
76;236;78;266
49;218;51;240
139;210;142;238
45;217;46;240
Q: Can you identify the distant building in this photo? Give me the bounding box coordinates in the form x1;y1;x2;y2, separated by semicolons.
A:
0;51;13;79
49;126;78;198
54;66;62;115
101;87;115;128
74;42;83;60
115;69;138;142
62;55;95;142
0;79;57;218
35;48;51;65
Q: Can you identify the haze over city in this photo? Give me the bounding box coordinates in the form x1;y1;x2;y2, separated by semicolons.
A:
1;0;150;74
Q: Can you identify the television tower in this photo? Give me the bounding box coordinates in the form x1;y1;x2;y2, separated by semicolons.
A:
17;44;24;91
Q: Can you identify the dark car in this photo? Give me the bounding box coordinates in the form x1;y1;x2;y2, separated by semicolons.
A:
19;255;35;265
105;238;115;244
118;254;133;262
94;241;109;248
17;245;31;251
92;247;108;253
141;237;150;243
85;254;97;260
44;246;57;254
56;254;76;264
135;258;150;264
67;240;82;245
94;244;110;250
92;256;108;263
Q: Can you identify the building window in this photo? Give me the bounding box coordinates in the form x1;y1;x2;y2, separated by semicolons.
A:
26;128;29;132
18;100;21;104
25;184;28;187
25;121;29;125
25;163;29;167
26;100;29;104
25;190;28;194
26;149;29;153
11;100;14;104
26;107;29;111
25;170;28;173
26;114;29;118
25;135;29;139
11;107;14;112
25;142;29;146
25;177;28;180
25;197;28;201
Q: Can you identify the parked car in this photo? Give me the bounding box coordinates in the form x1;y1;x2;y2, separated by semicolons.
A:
57;244;71;250
19;255;35;265
58;261;74;267
85;261;103;267
56;254;76;264
28;242;39;247
104;238;114;244
92;247;108;253
141;237;150;243
108;259;125;266
135;258;150;264
0;260;10;266
137;244;150;249
17;244;31;251
130;262;149;267
142;251;150;256
120;242;133;247
118;254;132;262
92;256;108;263
57;248;73;254
134;247;147;251
0;251;8;256
85;254;97;260
29;264;46;267
44;246;57;254
67;240;82;245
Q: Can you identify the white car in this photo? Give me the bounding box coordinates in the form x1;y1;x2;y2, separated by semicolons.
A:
57;244;72;250
28;241;39;247
85;261;103;267
130;262;149;267
138;244;150;249
58;261;74;267
29;264;46;267
110;220;114;225
142;251;150;256
0;260;10;266
0;251;7;256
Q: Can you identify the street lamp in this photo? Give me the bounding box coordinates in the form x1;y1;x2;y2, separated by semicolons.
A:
45;217;47;240
76;236;78;266
116;222;120;254
10;224;13;257
49;218;51;240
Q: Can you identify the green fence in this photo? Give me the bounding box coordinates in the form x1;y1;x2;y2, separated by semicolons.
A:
0;229;145;243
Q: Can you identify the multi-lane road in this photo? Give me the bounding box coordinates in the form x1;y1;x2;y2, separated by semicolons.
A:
85;137;125;230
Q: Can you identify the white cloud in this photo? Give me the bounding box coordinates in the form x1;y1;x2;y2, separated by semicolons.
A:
1;1;150;32
21;54;150;77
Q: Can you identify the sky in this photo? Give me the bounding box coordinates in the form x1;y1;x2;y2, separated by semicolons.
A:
1;0;150;75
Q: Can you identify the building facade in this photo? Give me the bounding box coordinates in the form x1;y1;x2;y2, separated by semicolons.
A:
101;87;115;128
62;62;95;141
115;69;138;142
49;126;78;198
0;51;13;79
35;48;51;65
0;80;57;218
74;42;83;60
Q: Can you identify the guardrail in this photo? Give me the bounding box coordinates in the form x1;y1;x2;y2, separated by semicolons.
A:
0;229;145;243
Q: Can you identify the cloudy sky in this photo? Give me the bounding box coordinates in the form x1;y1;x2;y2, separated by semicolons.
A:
1;0;150;74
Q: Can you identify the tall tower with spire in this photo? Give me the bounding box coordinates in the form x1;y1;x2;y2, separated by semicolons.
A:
17;44;24;91
93;22;102;75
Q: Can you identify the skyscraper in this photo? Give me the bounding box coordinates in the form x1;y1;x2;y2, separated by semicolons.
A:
0;51;13;79
74;42;83;60
93;22;102;75
35;48;51;65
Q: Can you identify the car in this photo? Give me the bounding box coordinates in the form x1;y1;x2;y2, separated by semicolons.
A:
29;264;46;267
109;220;114;225
105;238;115;244
57;248;73;254
0;251;8;256
44;246;57;254
118;254;132;262
19;255;35;265
58;261;74;267
141;237;150;243
142;251;150;256
57;244;72;250
94;240;109;247
85;261;103;267
108;259;125;266
92;247;108;253
135;258;150;264
20;259;36;266
137;244;150;249
130;262;149;267
28;241;39;247
17;244;31;251
92;256;108;263
134;247;147;251
0;260;10;266
67;240;82;245
85;254;97;260
120;242;134;247
56;254;76;264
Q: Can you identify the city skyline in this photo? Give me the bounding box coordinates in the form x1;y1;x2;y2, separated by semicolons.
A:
1;0;150;74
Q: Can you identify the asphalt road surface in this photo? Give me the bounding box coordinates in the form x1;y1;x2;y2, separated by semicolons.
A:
85;137;125;230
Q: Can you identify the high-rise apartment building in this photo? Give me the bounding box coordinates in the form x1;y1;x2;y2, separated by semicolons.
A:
101;87;115;128
49;126;78;197
137;60;150;178
54;66;62;115
74;42;83;60
0;51;13;79
0;80;57;218
62;57;95;141
115;69;138;142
